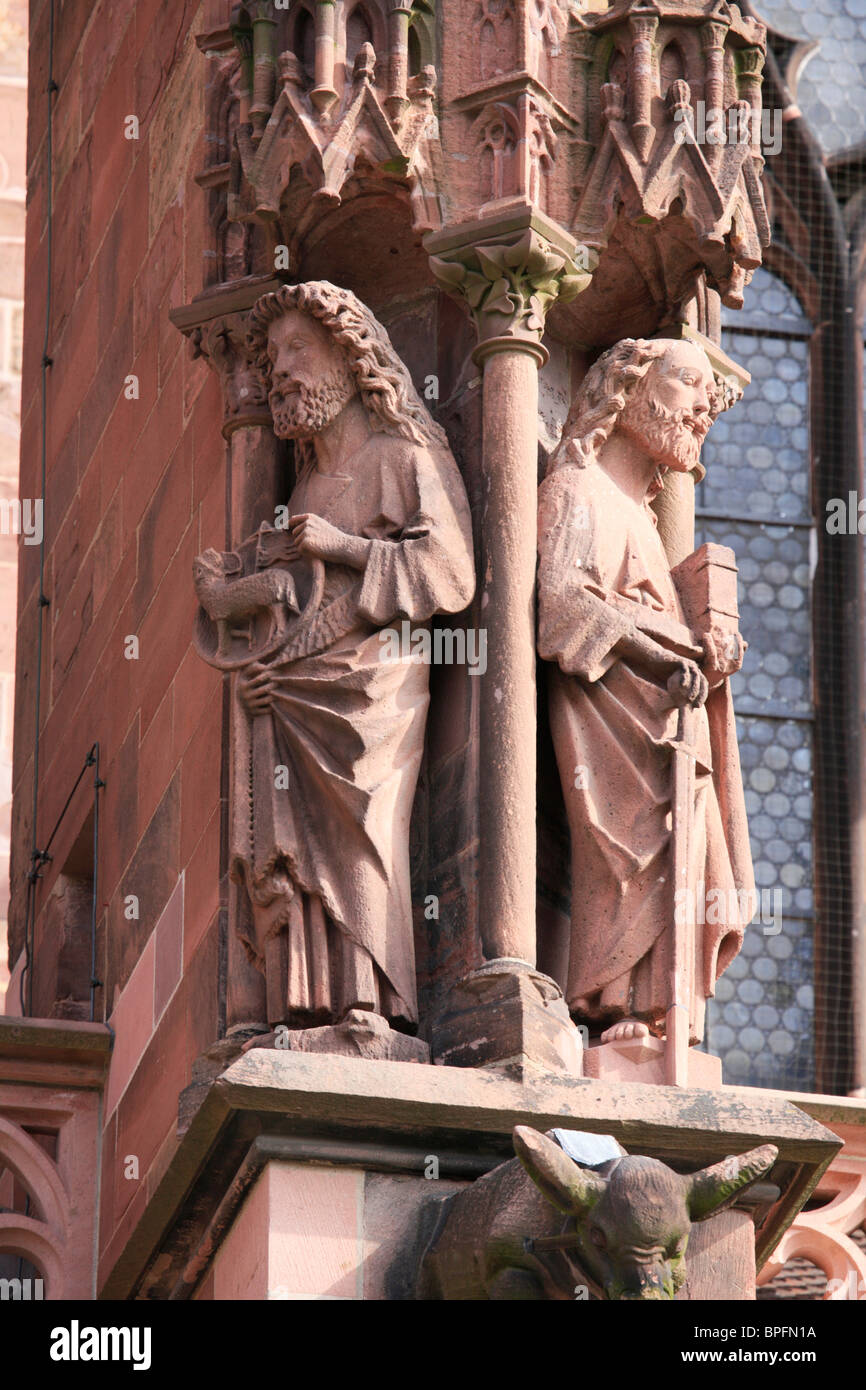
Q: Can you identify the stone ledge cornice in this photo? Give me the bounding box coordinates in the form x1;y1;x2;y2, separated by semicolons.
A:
448;71;580;135
169;275;286;335
0;1015;112;1089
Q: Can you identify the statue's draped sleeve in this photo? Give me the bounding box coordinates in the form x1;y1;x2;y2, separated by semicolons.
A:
356;441;476;625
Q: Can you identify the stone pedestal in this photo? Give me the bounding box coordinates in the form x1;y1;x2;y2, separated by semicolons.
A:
201;1158;757;1301
583;1034;722;1088
431;959;583;1075
101;1051;842;1301
204;1159;466;1301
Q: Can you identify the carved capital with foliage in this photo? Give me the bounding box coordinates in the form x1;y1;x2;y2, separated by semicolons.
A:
429;223;594;365
190;312;271;437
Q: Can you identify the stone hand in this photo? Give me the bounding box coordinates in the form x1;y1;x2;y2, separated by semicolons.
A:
237;661;277;715
666;658;708;709
614;628;703;688
287;513;369;567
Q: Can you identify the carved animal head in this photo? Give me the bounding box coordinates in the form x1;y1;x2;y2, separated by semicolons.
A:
193;548;241;587
514;1126;778;1301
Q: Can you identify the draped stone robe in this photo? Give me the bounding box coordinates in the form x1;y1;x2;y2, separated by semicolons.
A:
537;459;754;1043
231;431;475;1030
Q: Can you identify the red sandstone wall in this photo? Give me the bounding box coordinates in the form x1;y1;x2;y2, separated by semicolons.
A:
0;1;27;1011
13;0;228;1286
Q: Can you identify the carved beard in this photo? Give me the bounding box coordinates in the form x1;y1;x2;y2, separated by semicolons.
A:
269;363;356;440
620;392;709;475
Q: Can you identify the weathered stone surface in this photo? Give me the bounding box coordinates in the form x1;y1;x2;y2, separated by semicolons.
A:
107;774;180;1002
201;1162;469;1301
242;1010;430;1064
683;1208;757;1301
431;959;582;1075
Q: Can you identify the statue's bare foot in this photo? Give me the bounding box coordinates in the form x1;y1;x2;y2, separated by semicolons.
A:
601;1019;651;1044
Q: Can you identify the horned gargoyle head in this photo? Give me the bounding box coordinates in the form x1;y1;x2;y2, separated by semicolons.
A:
514;1126;778;1301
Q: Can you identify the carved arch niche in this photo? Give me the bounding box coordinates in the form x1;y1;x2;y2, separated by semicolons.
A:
288;3;316;87
659;38;687;98
345;2;378;66
475;0;517;82
526;0;566;91
293;190;433;322
202;56;255;287
471;102;520;207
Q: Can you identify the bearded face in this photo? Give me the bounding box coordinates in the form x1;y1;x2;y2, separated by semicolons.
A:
269;359;356;441
619;384;710;474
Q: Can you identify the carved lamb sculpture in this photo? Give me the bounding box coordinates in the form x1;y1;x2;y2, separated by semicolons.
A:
420;1126;778;1300
193;547;300;658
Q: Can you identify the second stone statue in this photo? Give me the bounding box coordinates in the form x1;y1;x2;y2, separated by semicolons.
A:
537;337;755;1083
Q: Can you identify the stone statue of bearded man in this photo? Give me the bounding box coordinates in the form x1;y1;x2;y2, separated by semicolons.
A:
537;337;754;1049
226;281;475;1042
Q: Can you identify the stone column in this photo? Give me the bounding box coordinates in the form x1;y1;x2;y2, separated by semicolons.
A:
386;1;413;120
473;343;543;966
426;211;591;1072
249;1;278;141
700;20;729;170
570;29;596;183
737;46;765;168
311;0;338;117
629;13;658;162
652;467;697;568
651;316;749;567
196;314;283;540
230;15;253;127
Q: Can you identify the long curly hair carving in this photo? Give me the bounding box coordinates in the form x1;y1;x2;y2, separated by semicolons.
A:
548;338;669;474
548;336;727;479
247;281;449;470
